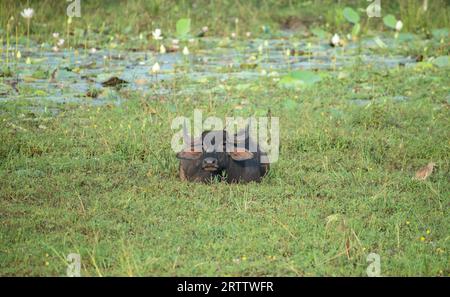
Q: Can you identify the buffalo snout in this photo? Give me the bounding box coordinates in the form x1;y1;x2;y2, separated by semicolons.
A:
202;157;219;171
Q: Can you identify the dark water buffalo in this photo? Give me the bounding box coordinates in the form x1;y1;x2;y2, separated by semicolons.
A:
225;126;270;183
176;124;269;183
176;125;227;182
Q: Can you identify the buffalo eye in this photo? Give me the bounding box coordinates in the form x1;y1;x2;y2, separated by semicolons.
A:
228;150;254;161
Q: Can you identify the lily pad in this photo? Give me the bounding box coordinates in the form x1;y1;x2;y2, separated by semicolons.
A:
432;56;449;68
176;18;191;39
279;70;322;89
398;33;416;42
311;27;329;39
31;69;50;80
343;7;360;24
432;28;449;39
383;14;397;29
291;70;322;84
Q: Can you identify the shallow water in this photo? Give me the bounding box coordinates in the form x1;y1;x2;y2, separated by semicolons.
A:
0;35;420;109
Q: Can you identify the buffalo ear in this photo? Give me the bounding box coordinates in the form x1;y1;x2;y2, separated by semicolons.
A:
176;150;202;160
228;150;254;161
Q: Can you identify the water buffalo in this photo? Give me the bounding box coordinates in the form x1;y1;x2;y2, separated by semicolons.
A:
176;125;227;183
176;124;270;183
224;126;269;183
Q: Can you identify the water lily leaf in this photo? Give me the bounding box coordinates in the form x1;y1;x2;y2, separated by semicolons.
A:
279;76;300;89
383;14;397;29
432;56;449;68
311;27;328;39
176;18;191;39
398;33;416;42
343;7;360;24
279;70;322;89
34;90;48;96
291;70;322;84
432;28;449;39
31;69;50;80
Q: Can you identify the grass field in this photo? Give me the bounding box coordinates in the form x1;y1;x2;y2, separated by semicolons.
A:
0;0;449;276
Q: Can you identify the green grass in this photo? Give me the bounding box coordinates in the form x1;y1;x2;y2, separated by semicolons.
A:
1;64;449;276
1;0;448;42
0;0;449;277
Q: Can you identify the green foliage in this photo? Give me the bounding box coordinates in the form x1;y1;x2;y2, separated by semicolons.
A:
352;23;361;37
431;28;449;39
310;27;329;39
383;14;397;29
176;18;191;39
279;71;322;89
343;7;360;24
432;56;449;68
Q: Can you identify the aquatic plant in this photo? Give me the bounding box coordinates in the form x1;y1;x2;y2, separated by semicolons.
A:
20;7;34;50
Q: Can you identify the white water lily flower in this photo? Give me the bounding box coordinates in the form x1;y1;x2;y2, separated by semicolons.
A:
57;39;65;47
202;26;208;32
331;33;340;46
52;46;59;52
152;62;160;73
160;44;166;54
395;20;403;31
21;8;34;19
152;28;163;40
246;32;251;38
182;46;189;55
52;32;59;39
231;32;236;39
90;48;97;54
